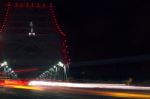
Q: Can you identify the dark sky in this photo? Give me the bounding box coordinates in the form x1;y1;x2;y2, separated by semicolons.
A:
53;0;150;62
53;0;150;81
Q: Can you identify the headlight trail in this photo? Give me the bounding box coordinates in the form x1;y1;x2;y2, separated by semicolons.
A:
28;81;150;90
28;81;125;88
28;81;150;99
1;80;150;98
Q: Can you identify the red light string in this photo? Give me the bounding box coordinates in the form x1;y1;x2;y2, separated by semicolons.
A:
14;2;48;8
0;2;11;33
49;3;71;66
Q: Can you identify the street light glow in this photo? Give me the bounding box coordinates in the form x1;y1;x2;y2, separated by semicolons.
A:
0;61;8;67
57;61;64;67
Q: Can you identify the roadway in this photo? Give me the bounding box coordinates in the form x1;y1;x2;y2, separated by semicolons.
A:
0;87;130;99
0;83;150;99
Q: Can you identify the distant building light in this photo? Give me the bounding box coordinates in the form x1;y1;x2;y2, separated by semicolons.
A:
28;33;32;36
32;33;35;36
28;32;35;36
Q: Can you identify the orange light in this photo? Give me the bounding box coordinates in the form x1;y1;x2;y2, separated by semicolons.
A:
13;85;43;91
4;80;26;86
95;91;150;99
4;85;43;91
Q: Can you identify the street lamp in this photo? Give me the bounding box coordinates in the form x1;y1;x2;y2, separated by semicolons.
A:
57;61;64;68
0;61;8;67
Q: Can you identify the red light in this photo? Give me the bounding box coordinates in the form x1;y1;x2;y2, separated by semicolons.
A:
26;2;29;8
15;3;18;7
37;3;40;8
42;3;46;8
14;68;39;73
20;3;23;8
0;68;39;74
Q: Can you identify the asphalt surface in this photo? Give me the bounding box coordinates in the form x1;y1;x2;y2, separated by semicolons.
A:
0;87;113;99
0;86;150;99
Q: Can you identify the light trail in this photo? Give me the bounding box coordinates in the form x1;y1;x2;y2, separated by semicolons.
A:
1;80;150;98
0;68;39;74
14;68;39;73
62;88;150;99
3;85;43;91
29;81;125;88
28;81;150;98
100;91;150;99
12;85;43;91
29;81;150;99
28;81;150;90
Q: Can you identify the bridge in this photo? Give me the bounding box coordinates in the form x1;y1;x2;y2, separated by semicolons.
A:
0;1;70;80
0;1;149;99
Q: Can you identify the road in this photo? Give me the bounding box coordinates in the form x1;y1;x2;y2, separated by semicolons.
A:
0;84;150;99
0;88;114;99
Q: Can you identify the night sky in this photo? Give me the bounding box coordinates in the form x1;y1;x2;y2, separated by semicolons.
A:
53;0;150;81
54;0;150;61
0;0;150;81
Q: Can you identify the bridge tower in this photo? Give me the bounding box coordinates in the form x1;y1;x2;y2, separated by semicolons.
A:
0;1;70;78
